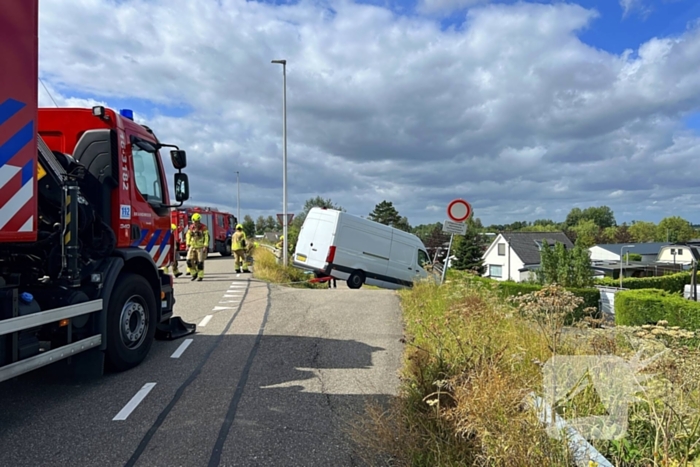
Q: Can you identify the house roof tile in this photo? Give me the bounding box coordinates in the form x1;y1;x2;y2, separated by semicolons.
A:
499;231;574;265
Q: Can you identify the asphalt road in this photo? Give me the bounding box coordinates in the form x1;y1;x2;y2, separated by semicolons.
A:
0;255;404;467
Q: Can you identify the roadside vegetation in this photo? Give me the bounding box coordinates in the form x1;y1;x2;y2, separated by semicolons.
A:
353;268;700;467
251;247;325;289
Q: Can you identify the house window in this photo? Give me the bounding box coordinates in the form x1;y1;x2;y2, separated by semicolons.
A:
678;249;683;255
498;243;505;256
489;265;502;278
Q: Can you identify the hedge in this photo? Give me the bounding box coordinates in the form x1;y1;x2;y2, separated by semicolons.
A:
615;288;700;331
595;271;696;294
453;273;600;324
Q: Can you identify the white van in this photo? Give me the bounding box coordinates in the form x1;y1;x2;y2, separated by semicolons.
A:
292;207;434;290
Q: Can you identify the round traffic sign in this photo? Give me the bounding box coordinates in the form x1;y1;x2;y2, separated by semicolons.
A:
447;199;472;222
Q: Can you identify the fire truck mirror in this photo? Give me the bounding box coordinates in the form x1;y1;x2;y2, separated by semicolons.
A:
170;149;187;170
174;173;190;202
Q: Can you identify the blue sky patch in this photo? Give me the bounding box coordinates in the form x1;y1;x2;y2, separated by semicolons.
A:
50;85;193;120
684;111;700;133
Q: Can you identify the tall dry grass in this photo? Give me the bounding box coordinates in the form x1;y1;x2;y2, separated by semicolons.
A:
351;274;574;466
251;247;324;288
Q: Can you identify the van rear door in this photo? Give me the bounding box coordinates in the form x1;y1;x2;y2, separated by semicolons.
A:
294;211;336;271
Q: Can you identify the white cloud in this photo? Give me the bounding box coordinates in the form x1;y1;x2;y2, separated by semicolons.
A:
620;0;652;19
36;0;700;227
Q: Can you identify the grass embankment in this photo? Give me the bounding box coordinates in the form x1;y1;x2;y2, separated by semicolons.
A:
251;247;325;288
353;272;700;467
353;275;574;466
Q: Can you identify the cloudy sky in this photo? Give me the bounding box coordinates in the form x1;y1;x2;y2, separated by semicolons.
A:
37;0;700;227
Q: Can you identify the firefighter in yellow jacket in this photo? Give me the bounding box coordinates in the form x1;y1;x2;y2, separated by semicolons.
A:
162;223;183;277
186;213;209;281
231;224;250;273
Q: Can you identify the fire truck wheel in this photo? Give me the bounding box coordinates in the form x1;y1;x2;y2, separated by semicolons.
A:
221;241;232;257
105;272;157;372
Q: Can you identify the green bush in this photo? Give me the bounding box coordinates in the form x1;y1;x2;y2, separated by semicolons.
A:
615;288;700;330
454;274;601;324
496;281;541;298
595;271;694;294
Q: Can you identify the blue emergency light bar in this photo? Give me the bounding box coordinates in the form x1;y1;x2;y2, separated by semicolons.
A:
119;109;134;120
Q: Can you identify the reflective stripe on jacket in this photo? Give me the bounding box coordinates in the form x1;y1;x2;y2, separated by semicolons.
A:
186;224;209;248
232;231;246;250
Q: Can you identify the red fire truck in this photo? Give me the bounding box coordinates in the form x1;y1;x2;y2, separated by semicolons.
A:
172;207;237;259
0;0;195;382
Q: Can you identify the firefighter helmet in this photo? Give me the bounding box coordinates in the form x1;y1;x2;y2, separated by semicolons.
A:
236;223;243;230
192;213;202;222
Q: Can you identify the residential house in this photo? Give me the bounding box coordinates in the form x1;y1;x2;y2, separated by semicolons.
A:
588;242;669;263
263;231;281;243
657;242;700;266
482;231;574;282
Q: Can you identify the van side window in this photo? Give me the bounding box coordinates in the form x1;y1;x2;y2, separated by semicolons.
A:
418;250;430;268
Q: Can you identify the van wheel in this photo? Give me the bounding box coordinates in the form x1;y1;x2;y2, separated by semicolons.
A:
347;270;364;289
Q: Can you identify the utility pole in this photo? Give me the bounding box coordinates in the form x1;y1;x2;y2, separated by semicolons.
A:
271;59;288;267
236;171;240;223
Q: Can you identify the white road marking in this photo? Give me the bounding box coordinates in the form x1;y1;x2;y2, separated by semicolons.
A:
199;315;213;327
170;339;193;359
223;294;240;298
213;306;234;311
220;300;238;304
113;383;156;421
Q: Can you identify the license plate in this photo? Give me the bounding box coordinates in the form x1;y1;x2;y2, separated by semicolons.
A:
297;254;307;262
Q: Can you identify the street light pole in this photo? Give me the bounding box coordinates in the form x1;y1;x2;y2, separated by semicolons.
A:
271;59;288;267
236;171;240;224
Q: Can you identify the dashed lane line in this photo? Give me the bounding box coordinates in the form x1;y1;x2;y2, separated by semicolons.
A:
170;339;194;359
199;315;213;327
113;383;157;421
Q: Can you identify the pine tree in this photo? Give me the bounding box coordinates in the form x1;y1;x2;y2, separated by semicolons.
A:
368;201;411;232
451;226;485;274
368;200;401;226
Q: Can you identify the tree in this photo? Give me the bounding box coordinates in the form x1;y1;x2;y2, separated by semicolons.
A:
656;216;694;243
413;222;442;241
520;224;560;232
368;200;410;231
394;216;411;232
423;225;450;251
613;223;634;244
255;215;266;234
265;215;278;231
565;208;584;229
292;196;344;229
629;221;656;242
369;200;401;226
581;206;616;229
565;206;616;229
242;215;255;238
536;241;593;288
571;219;600;249
451;227;486;274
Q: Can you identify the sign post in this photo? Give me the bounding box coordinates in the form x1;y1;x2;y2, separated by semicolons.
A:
440;199;472;285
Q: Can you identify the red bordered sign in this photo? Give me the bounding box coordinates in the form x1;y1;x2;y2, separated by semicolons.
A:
447;199;472;223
